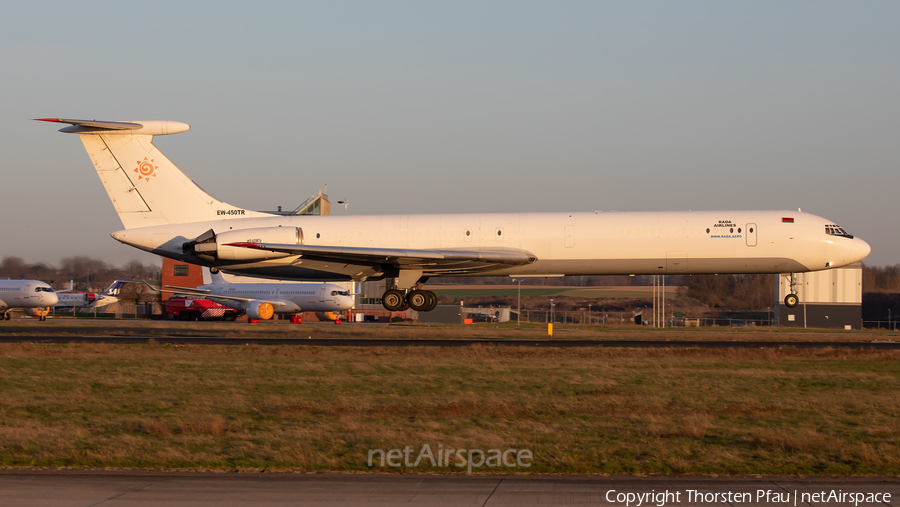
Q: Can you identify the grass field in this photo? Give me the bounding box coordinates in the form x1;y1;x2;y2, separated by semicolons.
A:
1;341;898;474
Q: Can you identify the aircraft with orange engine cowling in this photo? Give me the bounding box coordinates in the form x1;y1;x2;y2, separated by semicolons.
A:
0;279;59;321
38;118;871;312
149;269;354;321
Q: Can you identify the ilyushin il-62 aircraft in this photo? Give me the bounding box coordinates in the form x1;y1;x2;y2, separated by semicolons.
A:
38;118;871;312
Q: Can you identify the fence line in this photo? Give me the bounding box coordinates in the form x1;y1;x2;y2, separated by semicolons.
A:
517;310;775;327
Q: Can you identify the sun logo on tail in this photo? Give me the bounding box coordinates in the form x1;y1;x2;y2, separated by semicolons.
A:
135;157;157;181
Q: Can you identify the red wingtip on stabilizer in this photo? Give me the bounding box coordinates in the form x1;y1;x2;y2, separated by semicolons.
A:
33;118;62;122
225;242;263;249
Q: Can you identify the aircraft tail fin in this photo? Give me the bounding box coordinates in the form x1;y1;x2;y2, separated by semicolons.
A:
209;269;229;285
101;278;130;297
37;118;272;229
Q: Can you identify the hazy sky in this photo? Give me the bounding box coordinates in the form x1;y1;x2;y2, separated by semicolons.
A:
1;1;898;266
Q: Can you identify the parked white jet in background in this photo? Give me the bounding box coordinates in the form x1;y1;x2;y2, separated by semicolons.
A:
155;269;354;321
39;118;871;312
55;279;129;308
0;279;59;320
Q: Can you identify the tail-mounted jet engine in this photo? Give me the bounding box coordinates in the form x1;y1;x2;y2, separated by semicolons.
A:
182;227;303;263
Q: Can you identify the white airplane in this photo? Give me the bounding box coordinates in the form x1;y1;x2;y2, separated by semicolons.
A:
154;269;354;321
38;118;871;312
55;279;129;308
0;279;59;321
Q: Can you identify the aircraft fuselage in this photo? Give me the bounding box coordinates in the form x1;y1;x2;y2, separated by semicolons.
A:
111;209;870;281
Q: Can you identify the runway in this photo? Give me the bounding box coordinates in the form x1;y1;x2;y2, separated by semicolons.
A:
1;472;898;507
1;334;899;348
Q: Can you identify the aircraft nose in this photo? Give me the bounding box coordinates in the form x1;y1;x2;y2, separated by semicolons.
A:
851;237;872;262
47;292;59;306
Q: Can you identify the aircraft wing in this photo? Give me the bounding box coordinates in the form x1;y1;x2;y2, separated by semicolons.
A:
152;283;286;307
223;242;537;275
163;285;211;293
55;280;75;293
206;295;288;307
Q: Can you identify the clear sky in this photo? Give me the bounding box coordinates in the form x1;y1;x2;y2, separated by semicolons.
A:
1;1;898;266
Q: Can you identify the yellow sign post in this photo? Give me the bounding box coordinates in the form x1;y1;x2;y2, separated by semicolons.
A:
548;323;553;336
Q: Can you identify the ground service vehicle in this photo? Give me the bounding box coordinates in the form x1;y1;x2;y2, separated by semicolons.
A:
166;297;237;321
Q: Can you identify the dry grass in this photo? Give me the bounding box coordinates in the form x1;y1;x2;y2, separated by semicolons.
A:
0;343;898;474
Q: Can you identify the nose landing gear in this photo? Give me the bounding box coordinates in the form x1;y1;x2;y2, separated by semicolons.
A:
784;293;799;308
782;273;800;308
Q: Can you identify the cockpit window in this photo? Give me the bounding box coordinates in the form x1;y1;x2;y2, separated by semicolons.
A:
825;225;853;239
331;291;350;296
35;287;41;292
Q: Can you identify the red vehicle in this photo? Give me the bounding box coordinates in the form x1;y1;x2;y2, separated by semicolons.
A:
166;297;238;321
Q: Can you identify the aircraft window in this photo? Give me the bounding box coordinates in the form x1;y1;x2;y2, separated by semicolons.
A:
706;228;710;233
737;228;741;233
331;291;349;296
825;225;853;239
34;287;41;292
749;227;754;233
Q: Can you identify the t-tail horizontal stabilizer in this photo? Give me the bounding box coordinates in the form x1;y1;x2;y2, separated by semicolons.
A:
34;118;190;135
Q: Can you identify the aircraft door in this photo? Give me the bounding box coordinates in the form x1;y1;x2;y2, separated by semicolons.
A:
746;223;757;247
318;287;326;302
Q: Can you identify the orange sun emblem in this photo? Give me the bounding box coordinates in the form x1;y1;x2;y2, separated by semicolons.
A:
134;157;157;181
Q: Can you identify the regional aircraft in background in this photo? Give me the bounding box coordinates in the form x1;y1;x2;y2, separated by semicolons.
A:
54;279;129;309
0;279;59;321
149;269;355;321
38;118;872;312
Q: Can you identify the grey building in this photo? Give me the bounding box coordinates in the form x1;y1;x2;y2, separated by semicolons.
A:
775;262;862;329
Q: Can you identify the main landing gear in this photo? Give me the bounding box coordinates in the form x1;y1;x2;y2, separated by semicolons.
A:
1;311;10;321
382;289;438;312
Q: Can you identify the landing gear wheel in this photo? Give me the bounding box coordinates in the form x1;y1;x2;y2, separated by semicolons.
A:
421;291;438;312
407;290;431;311
784;294;799;308
382;289;407;311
